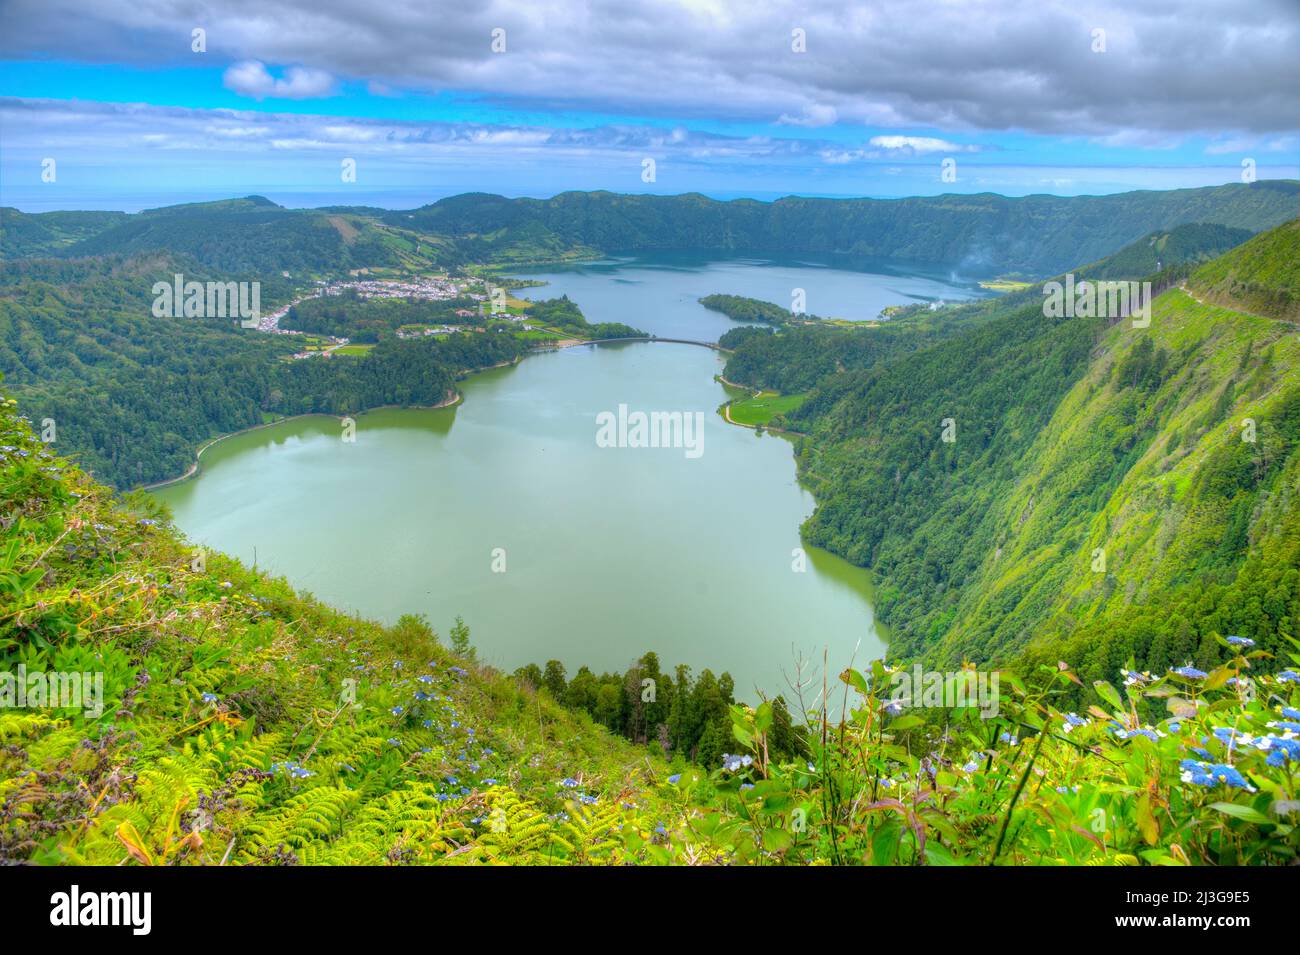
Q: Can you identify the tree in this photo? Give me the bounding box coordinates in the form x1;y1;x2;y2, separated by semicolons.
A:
542;660;568;700
449;615;474;659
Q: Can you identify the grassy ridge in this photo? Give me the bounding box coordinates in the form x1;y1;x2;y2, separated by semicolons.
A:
719;219;1300;684
1189;218;1300;321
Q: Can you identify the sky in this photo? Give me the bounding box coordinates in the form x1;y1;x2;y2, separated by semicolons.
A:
1;0;1297;211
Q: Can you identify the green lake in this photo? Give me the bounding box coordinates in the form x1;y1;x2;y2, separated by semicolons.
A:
154;253;984;700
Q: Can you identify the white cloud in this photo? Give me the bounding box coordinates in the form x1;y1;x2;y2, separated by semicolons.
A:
777;104;838;128
868;136;978;155
223;61;336;101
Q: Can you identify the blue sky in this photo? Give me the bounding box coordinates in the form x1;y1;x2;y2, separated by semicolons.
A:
2;0;1297;211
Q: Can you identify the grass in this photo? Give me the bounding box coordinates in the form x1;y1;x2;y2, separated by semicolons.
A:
726;391;807;427
1;392;1296;866
334;344;375;356
980;278;1035;292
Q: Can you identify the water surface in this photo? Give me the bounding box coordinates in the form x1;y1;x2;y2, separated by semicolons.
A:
156;254;982;700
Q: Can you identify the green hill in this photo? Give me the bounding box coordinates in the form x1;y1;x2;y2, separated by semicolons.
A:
0;208;131;258
1075;222;1254;281
3;394;1297;866
1188;218;1300;321
7;180;1296;279
394;181;1300;277
723;219;1300;682
62;200;447;276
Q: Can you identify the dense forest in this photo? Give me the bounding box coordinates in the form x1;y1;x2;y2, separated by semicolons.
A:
6;181;1297;279
699;293;792;325
4;395;1298;865
388;181;1299;276
0;254;523;487
719;218;1300;696
285;291;484;341
512;654;803;766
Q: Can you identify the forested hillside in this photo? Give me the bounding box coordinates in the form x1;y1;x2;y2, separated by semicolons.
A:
6;181;1296;280
3;398;1297;865
722;219;1300;686
2;198;456;275
0;255;522;487
393;181;1299;276
1187;218;1300;320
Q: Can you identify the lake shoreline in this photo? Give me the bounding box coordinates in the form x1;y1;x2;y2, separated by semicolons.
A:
137;389;465;491
137;336;727;492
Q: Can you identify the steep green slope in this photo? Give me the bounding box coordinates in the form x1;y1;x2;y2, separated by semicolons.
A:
3;397;1298;866
1188;218;1300;321
934;288;1300;671
1075;222;1254;281
0;400;672;864
727;219;1300;680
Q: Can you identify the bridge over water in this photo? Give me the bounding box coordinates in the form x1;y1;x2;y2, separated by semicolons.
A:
535;336;731;352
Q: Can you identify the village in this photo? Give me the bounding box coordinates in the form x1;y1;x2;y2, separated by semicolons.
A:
249;273;535;356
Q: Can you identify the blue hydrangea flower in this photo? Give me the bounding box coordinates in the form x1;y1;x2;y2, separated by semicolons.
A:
561;777;580;788
1170;665;1208;679
1211;726;1254;746
667;773;681;784
1225;635;1254;647
1114;726;1162;742
721;753;754;772
271;760;314;779
1264;736;1299;766
1276;670;1299;683
1179;759;1254;791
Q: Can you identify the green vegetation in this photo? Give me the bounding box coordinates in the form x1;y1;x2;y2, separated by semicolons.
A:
0;255;522;488
391;181;1299;276
286;291;483;342
724;390;807;427
524;295;643;340
510;655;803;767
1075;223;1253;281
4;195;1300;866
722;219;1300;690
700;293;792;325
5;398;1297;866
1188;218;1300;321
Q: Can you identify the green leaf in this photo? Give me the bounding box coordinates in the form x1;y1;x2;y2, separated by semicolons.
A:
1092;680;1122;711
888;714;925;731
761;827;793;852
1210;802;1271;826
